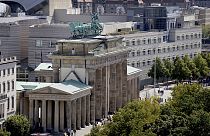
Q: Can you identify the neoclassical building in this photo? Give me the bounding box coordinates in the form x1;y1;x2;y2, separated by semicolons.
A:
16;36;141;132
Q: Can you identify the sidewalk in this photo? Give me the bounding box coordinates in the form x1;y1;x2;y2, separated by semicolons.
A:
75;125;93;136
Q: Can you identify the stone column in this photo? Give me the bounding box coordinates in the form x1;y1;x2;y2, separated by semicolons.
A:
122;60;128;106
127;80;131;101
54;100;59;132
60;101;65;131
34;100;39;125
116;63;122;110
109;64;117;113
101;67;107;118
135;78;138;99
20;98;23;114
41;100;47;132
89;70;96;124
47;100;52;129
81;96;86;128
86;95;90;125
29;99;34;125
24;98;29;118
66;101;71;130
71;100;76;130
95;68;102;120
76;98;81;129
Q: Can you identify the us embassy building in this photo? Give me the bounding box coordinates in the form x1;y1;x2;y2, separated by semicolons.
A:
16;36;141;132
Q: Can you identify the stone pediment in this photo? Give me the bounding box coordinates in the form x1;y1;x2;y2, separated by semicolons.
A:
29;86;71;95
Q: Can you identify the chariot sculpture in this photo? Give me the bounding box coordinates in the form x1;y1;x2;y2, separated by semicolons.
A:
69;13;103;39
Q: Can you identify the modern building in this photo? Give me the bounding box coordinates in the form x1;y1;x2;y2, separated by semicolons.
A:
0;56;17;127
16;36;141;132
124;26;202;88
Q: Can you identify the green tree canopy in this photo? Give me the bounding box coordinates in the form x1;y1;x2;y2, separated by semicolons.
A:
4;115;30;136
163;59;174;80
89;99;160;136
0;129;10;136
183;55;200;79
148;57;166;82
193;54;209;79
172;56;191;81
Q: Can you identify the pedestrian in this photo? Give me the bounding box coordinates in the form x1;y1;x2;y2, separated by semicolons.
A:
73;129;76;136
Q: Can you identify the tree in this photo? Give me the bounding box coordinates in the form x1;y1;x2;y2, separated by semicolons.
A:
89;99;160;136
183;55;200;79
172;57;191;81
0;129;10;136
148;57;166;82
193;54;209;79
4;115;30;136
163;59;174;81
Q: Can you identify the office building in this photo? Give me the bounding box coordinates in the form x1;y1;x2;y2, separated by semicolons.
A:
0;56;17;127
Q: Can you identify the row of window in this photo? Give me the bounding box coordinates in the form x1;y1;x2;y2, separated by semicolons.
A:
129;43;201;57
125;36;164;46
177;33;201;41
129;53;198;68
35;40;55;48
0;68;15;77
0;80;15;93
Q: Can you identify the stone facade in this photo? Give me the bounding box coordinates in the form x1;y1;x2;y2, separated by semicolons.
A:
17;36;141;132
0;56;17;126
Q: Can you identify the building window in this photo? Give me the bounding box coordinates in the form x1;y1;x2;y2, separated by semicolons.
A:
132;52;135;57
163;48;166;53
148;39;151;44
7;98;9;110
137;39;141;45
126;41;129;46
143;39;146;44
191;34;193;39
137;50;140;56
158;38;161;43
153;38;157;44
177;46;180;50
186;45;188;49
163;36;167;42
182;35;185;40
158;48;161;53
132;62;135;67
173;46;176;51
0;70;1;77
7;69;10;75
11;97;14;109
194;33;197;38
182;46;185;50
143;61;146;66
3;82;5;93
153;48;156;54
177;36;180;40
168;47;170;52
143;50;146;55
137;62;140;67
148;50;151;55
12;80;14;90
132;40;135;45
186;35;189;39
35;40;42;47
3;69;5;76
12;68;14;74
7;81;10;92
147;60;151;65
48;41;54;48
